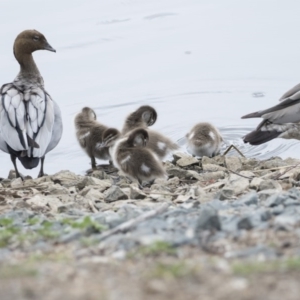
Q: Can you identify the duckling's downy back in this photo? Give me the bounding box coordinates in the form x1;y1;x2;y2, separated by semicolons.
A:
186;122;222;157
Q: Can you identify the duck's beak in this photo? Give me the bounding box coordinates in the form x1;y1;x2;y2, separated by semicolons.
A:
44;41;56;53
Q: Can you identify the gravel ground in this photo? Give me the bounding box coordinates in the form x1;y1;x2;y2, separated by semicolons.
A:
1;153;300;299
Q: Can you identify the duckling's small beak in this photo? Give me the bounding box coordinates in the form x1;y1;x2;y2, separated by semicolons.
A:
44;41;56;53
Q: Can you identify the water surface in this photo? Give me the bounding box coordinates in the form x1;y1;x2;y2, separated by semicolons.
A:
0;0;300;177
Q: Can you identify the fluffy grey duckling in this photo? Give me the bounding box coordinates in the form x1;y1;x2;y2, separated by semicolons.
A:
102;128;167;187
122;105;157;135
74;107;112;170
186;122;223;157
122;105;178;159
0;30;62;178
242;82;300;145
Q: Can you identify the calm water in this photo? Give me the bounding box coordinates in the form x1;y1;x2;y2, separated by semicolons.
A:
0;0;300;177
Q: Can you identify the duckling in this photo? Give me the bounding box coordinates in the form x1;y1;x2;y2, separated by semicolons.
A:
122;105;157;135
102;128;167;187
242;82;300;145
186;122;223;157
74;107;111;170
0;30;62;178
122;105;178;159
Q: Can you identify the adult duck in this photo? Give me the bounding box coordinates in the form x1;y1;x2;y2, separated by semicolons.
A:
0;30;62;178
242;82;300;145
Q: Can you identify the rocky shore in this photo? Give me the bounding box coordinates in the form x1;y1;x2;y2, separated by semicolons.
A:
1;152;300;299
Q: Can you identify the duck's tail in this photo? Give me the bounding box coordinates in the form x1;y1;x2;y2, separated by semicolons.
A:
18;156;40;169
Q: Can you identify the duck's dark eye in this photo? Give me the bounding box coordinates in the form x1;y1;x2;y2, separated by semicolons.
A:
33;36;39;41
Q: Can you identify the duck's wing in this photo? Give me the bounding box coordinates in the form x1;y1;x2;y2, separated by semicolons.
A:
279;82;300;102
241;96;300;124
0;83;55;157
45;99;62;154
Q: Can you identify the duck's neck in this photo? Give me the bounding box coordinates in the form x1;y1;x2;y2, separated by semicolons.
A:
19;53;40;75
14;51;43;87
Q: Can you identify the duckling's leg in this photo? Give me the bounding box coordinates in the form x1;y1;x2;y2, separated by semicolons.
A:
138;179;144;190
91;156;97;170
10;154;23;179
38;156;45;178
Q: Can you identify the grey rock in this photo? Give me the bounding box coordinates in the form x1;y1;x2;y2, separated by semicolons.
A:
59;230;83;243
237;192;258;206
284;199;300;207
8;170;17;180
225;156;242;172
237;216;254;230
130;186;147;200
1;179;11;188
201;171;226;181
259;157;285;169
77;176;111;191
57;203;76;213
287;188;300;199
51;170;84;187
221;215;239;232
202;163;226;172
174;152;199;167
1;210;34;224
27;195;48;207
219;187;234;200
195;206;221;231
201;156;225;167
226;245;278;259
259;180;282;192
84;188;104;201
258;189;279;201
0;249;12;262
48;184;69;195
274;215;300;229
265;193;287;207
10;178;23;188
91;170;110;180
104;185;128;202
271;205;285;215
259;209;272;221
221;174;249;197
47;197;64;213
249;177;264;190
167;167;190;179
207;199;229;210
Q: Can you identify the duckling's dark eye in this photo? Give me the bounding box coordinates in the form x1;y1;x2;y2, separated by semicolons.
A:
33;36;39;41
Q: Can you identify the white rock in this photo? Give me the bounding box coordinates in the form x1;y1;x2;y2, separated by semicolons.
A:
47;196;63;212
85;188;104;201
10;178;23;188
27;195;48;207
